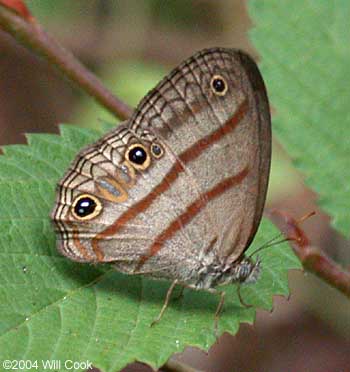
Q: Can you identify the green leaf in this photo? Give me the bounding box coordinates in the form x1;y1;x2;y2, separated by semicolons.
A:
0;122;300;371
249;0;350;238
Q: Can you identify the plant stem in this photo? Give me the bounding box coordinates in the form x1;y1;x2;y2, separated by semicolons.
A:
0;5;133;120
268;209;350;299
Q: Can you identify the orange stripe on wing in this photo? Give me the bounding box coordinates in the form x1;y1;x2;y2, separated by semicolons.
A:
92;98;249;260
71;226;95;261
135;167;249;270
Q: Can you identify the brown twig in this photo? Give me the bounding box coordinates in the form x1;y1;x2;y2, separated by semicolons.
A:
162;359;204;372
268;209;350;299
0;3;133;121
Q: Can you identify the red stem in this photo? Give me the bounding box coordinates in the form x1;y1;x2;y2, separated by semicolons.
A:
268;209;350;299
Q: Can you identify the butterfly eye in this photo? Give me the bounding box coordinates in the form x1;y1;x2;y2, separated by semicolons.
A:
151;143;164;158
126;143;151;170
210;75;228;96
72;194;102;220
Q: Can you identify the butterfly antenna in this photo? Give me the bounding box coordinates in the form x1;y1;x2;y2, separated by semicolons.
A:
248;210;316;258
248;235;292;258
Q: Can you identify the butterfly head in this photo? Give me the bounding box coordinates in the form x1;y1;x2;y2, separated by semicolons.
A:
213;256;261;287
234;256;261;284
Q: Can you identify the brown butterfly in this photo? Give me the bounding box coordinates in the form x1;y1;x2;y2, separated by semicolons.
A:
51;47;271;328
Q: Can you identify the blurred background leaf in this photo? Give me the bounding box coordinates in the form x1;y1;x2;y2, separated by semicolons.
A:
72;62;167;128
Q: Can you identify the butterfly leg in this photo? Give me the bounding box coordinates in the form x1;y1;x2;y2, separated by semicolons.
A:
172;285;185;301
237;284;252;308
151;279;178;327
206;288;225;337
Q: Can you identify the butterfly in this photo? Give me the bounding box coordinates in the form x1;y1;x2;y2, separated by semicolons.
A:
51;47;271;329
